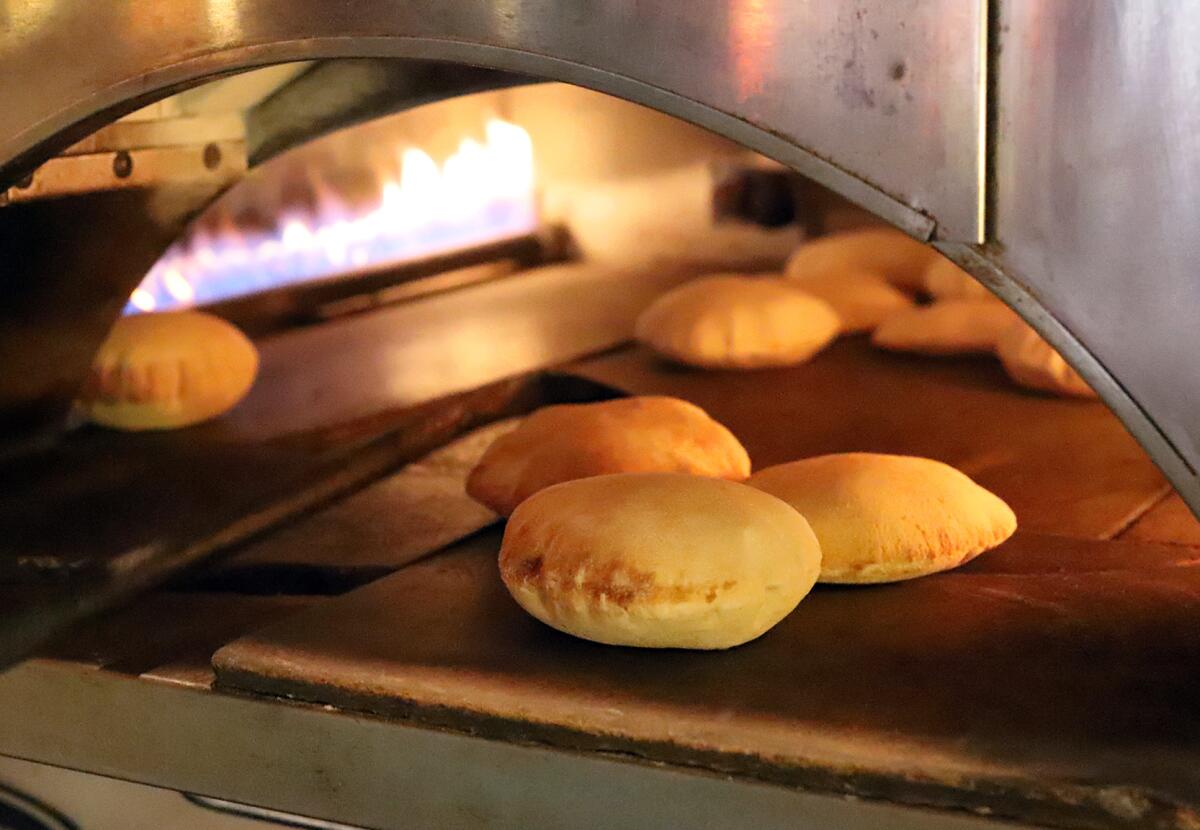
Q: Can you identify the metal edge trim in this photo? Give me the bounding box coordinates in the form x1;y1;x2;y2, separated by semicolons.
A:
936;241;1200;520
1;37;936;241
974;0;989;243
185;794;365;829
0;662;1020;830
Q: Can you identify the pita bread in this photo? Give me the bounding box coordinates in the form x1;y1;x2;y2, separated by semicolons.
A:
748;453;1016;584
923;256;997;302
500;473;821;649
785;228;939;291
635;275;840;368
77;311;258;430
996;321;1098;398
467;396;751;516
872;300;1020;355
789;270;914;333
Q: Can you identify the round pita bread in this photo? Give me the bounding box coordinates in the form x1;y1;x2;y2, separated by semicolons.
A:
871;300;1019;355
635;275;840;368
996;321;1098;398
78;311;258;430
467;396;750;516
749;453;1016;584
785;228;939;291
923;256;997;302
789;270;914;333
500;473;821;649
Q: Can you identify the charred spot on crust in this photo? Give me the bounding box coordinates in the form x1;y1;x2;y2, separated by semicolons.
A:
602;584;640;607
513;552;739;610
517;556;543;579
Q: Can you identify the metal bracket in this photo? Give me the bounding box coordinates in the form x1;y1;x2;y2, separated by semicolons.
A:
2;140;245;205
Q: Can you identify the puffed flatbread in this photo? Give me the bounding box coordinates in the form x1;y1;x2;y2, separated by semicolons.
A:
499;472;822;649
748;453;1016;584
785;228;940;292
77;310;258;431
871;300;1020;355
923;256;997;302
466;396;751;516
996;320;1098;399
635;275;840;368
789;270;914;333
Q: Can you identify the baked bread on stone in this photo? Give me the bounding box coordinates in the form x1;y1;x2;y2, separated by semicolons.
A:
922;256;997;302
788;270;914;333
77;310;258;431
635;275;840;369
467;396;751;516
499;472;821;649
871;300;1020;355
748;453;1016;583
785;228;939;292
996;321;1098;399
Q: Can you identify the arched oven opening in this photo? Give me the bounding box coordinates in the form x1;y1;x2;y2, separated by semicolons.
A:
1;8;1199;827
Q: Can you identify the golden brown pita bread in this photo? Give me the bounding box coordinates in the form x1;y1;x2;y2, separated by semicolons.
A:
499;472;821;649
77;311;258;431
748;453;1016;584
785;228;939;291
923;256;997;302
871;300;1020;355
788;270;914;333
635;275;840;368
996;321;1098;398
466;396;751;516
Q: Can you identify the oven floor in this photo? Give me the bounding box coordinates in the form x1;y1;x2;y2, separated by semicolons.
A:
212;525;1200;830
3;269;1199;830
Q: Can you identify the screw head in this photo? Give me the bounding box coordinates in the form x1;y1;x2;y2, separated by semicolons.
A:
112;151;133;179
202;143;222;170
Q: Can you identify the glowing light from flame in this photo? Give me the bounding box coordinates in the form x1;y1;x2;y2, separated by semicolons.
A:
129;288;158;313
163;268;195;303
126;118;537;314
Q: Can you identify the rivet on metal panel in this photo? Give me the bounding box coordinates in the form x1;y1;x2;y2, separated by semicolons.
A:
202;143;222;171
112;151;133;179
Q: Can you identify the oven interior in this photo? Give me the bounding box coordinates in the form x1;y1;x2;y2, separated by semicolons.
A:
1;62;1199;830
